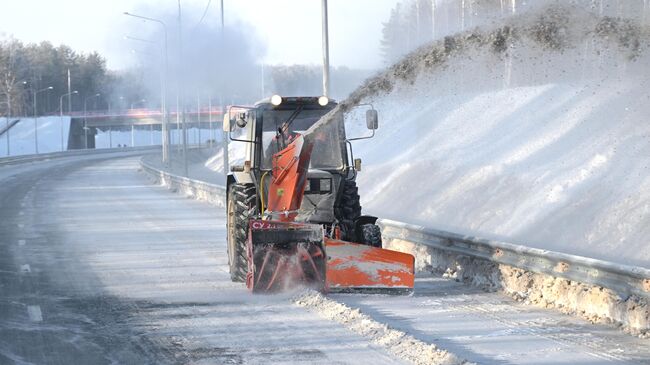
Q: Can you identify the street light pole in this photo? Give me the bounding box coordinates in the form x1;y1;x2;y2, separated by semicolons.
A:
321;0;330;97
208;94;213;148
4;81;26;156
130;99;146;110
3;99;8;156
220;0;229;175
60;90;78;151
7;91;12;156
178;0;189;177
197;93;201;149
125;35;167;151
124;11;170;166
84;93;100;149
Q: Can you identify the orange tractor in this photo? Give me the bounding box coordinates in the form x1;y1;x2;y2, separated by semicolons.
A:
223;95;414;293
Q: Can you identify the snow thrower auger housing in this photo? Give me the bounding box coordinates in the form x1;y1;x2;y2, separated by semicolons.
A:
223;95;414;293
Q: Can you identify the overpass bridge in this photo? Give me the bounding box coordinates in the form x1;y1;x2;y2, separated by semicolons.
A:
66;108;224;149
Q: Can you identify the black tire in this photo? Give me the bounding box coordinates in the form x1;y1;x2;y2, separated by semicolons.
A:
335;180;362;241
361;224;382;248
227;183;256;282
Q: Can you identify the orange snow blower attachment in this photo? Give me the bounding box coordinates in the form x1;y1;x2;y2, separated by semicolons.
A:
325;239;415;292
246;133;415;293
247;220;326;293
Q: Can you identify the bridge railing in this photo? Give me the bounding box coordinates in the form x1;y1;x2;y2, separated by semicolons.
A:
41;108;226;119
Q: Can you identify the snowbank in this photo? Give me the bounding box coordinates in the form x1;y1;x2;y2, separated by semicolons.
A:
343;6;650;267
293;290;467;365
0;116;70;156
86;127;214;149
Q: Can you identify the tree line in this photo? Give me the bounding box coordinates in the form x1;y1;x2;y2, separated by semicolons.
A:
0;37;375;119
0;39;145;117
380;0;526;65
379;0;648;66
267;65;372;101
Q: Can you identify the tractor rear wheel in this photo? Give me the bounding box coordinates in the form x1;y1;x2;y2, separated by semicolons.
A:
361;223;382;248
227;183;257;282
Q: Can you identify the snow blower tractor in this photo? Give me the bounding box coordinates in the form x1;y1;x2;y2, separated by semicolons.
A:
223;95;414;293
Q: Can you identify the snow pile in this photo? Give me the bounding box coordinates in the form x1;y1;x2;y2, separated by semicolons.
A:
204;138;245;175
384;237;650;336
0;116;197;155
338;5;650;268
293;290;469;365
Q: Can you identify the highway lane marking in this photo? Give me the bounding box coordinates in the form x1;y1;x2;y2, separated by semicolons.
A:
27;305;43;322
20;264;31;273
18;240;26;246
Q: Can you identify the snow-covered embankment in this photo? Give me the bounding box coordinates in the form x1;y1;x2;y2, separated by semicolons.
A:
344;5;650;269
334;5;650;335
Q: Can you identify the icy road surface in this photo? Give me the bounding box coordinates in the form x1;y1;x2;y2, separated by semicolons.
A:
0;155;400;364
1;154;649;364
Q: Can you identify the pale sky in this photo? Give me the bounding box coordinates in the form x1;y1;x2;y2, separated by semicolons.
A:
0;0;400;70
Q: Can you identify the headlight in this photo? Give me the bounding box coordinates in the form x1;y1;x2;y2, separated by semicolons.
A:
271;94;283;106
318;96;329;106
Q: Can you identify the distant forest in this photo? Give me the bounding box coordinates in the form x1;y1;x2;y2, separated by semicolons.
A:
0;39;147;117
0;37;375;118
378;0;646;65
380;0;517;65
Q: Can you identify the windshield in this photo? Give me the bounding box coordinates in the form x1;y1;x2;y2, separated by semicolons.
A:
261;108;344;170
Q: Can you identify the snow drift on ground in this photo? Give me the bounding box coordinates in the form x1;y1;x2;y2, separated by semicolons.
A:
94;127;213;149
0;116;71;156
293;290;466;365
342;5;650;268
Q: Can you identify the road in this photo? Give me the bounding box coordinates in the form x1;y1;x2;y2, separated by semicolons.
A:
0;153;648;364
0;154;400;364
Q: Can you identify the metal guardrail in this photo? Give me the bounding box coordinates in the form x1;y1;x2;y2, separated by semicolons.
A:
136;161;650;301
0;146;161;167
139;159;226;207
379;219;650;300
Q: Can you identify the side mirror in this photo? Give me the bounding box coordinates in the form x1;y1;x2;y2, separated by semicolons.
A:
366;109;378;130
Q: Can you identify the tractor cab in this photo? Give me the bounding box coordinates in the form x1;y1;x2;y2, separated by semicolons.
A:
224;96;375;229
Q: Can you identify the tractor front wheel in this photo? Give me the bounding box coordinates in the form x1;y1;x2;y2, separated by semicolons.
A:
227;183;256;282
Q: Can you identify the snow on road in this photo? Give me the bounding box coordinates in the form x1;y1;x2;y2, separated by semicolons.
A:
329;276;650;364
0;155;401;364
2;153;649;364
